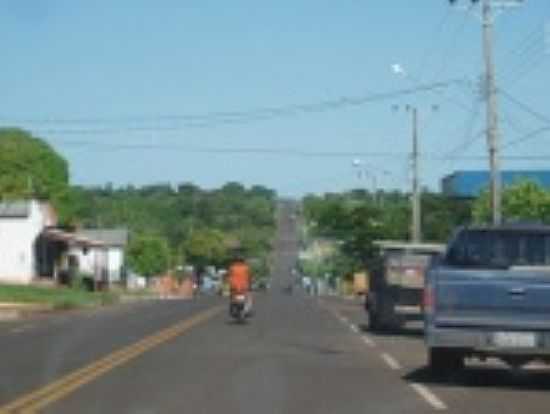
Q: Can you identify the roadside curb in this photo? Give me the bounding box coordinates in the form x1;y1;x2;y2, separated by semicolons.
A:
0;295;199;322
0;303;53;321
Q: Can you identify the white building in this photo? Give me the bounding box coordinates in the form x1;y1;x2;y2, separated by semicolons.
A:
0;200;57;284
69;229;128;285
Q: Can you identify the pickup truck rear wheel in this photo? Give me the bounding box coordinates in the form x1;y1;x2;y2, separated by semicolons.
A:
428;348;464;375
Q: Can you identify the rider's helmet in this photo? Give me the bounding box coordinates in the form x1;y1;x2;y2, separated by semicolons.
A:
231;248;246;263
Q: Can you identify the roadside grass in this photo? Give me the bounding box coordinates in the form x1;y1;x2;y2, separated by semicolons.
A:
0;283;119;310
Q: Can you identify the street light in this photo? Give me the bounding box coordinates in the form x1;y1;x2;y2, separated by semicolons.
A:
391;63;406;77
391;63;443;242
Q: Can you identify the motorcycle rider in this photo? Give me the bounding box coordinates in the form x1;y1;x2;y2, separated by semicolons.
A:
228;253;253;316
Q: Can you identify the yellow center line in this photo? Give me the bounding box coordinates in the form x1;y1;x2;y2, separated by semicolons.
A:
0;306;223;414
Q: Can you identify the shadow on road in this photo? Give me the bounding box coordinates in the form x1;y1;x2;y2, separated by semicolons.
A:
225;319;251;326
404;365;550;391
359;323;424;339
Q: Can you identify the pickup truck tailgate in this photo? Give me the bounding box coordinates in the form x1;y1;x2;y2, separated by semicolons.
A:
434;269;550;330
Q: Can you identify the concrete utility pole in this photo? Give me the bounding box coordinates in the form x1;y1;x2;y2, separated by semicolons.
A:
392;104;435;243
450;0;524;225
482;0;502;226
411;107;421;243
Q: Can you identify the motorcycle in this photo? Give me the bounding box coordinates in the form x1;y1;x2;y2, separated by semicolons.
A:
229;293;250;323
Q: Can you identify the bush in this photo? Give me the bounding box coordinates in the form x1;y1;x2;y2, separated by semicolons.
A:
70;273;95;292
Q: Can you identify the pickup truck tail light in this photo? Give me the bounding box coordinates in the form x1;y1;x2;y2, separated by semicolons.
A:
423;285;434;314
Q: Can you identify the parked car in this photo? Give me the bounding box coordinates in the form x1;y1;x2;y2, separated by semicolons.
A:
425;224;550;374
365;241;446;332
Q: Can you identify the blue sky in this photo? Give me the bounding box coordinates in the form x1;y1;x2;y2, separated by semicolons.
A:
0;0;549;196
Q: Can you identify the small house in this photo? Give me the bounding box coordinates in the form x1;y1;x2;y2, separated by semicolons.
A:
69;229;128;286
0;200;57;284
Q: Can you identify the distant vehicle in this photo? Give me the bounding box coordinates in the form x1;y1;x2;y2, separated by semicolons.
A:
365;241;446;332
200;275;221;294
425;225;550;374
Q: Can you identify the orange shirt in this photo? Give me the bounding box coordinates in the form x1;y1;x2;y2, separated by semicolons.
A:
228;262;251;294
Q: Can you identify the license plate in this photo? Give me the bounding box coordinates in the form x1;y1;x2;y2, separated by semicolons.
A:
493;332;536;348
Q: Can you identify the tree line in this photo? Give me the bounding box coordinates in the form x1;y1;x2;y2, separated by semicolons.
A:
301;181;550;281
70;182;276;278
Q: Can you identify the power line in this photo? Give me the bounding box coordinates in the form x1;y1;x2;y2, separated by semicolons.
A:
498;21;545;81
501;126;550;150
499;27;546;84
54;137;550;162
501;51;547;85
431;5;474;84
445;129;485;160
499;89;550;125
393;69;474;122
0;80;463;131
500;106;529;136
416;7;453;82
52;140;411;159
442;102;482;159
500;28;543;61
425;153;550;161
505;29;544;65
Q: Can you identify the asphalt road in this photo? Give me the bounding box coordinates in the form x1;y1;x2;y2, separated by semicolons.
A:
2;202;550;413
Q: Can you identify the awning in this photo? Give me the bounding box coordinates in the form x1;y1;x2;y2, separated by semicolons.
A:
42;228;106;248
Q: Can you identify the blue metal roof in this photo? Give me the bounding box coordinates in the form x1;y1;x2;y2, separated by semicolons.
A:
442;170;550;198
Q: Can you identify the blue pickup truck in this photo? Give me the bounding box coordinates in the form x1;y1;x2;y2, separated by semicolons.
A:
425;224;550;374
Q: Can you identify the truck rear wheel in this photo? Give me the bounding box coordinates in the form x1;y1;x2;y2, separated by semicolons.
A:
369;305;402;332
428;348;464;375
368;309;381;331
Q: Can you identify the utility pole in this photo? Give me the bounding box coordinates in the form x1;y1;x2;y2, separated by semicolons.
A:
393;104;436;242
482;0;502;226
450;0;524;224
411;107;421;243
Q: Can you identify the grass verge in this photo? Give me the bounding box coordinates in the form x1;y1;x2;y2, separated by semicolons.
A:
0;284;119;310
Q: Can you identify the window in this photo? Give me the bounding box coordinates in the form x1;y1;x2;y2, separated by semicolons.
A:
446;230;550;268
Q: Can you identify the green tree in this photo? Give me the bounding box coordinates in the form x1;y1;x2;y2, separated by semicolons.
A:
473;180;550;224
0;128;70;214
68;182;277;272
127;235;171;277
301;190;474;280
339;204;386;265
422;193;472;242
182;228;229;270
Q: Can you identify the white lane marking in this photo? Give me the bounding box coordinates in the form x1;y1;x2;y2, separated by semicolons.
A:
362;335;376;348
410;383;448;411
349;324;359;333
380;352;402;370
